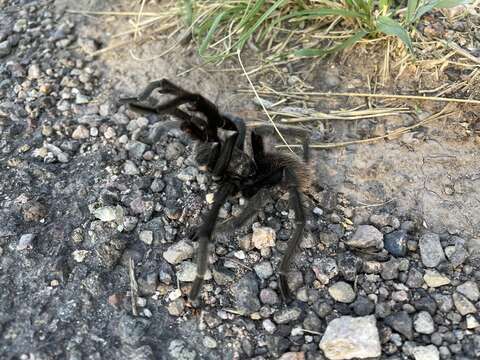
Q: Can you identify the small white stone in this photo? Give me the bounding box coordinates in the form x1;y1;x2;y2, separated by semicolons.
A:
252;227;276;249
320;315;381;360
163;241;194;265
205;193;215;204
139;230;153;245
71;125;90;139
423;270;450;288
466;314;480;329
72;250;89;262
412;345;439;360
328;281;356;303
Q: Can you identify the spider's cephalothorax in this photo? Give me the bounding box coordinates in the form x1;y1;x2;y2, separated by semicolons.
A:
119;79;310;302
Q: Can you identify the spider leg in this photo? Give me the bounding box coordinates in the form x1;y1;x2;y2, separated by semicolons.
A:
278;168;306;302
189;182;236;301
122;101;208;142
212;132;238;179
119;79;187;104
215;188;268;236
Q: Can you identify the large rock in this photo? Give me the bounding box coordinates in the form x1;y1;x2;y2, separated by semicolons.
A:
346;225;383;249
319;315;381;359
419;233;445;267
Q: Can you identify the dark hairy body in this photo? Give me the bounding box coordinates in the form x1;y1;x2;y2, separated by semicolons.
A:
119;79;310;303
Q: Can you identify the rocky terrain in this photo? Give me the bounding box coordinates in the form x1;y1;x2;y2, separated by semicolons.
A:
0;1;479;359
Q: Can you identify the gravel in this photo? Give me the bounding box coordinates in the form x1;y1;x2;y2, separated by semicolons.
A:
0;1;479;359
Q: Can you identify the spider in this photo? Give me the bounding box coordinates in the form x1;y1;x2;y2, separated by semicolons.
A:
119;79;311;302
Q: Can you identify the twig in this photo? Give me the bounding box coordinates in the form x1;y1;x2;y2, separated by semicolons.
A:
237;50;294;153
129;258;139;316
242;89;480;106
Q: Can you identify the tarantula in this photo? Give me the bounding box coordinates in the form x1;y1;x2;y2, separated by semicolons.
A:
119;79;310;302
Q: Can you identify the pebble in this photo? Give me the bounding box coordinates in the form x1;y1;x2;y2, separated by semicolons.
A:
176;261;211;282
423;269;450;288
251;227;276;249
414;311;435;334
72;250;89;262
412;345;439;360
345;225;384;249
262;319;277;334
0;40;11;57
93;206;118;222
75;93;89;104
27;64;41;79
351;296;375;316
419;233;445;267
433;294;453;313
381;258;400;280
273;307;302;324
232;273;260;315
385;311;413;339
17;233;35;250
384;230;408;256
124;160;140;175
139;230;153;245
167;298;185;316
168;340;196;360
452;292;477;315
163;241;194;265
466;314;480;329
444;244;468;267
260;288;280;305
312;256;338;284
319;315;381;360
203;336;217;349
254;261;274;279
456;281;479;302
328;281;356;303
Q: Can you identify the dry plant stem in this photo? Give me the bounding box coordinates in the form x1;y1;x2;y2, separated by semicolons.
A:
246;89;480;106
237;50;293;153
276;110;454;149
128;258;139;316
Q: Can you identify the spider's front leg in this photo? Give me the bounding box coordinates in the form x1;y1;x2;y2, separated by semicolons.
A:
119;79;187;104
189;182;236;301
277;168;306;302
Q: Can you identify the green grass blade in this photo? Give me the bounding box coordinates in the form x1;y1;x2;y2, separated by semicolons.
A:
377;16;413;52
434;0;472;8
199;11;226;56
235;0;288;50
406;0;419;23
183;0;193;26
280;8;365;22
294;29;369;57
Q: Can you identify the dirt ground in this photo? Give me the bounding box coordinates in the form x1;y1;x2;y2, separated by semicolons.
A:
1;0;479;359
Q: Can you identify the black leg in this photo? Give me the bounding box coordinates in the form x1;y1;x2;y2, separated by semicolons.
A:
278;168;306;302
215;188;268;236
212;132;238;179
251;131;265;164
119;79;187;104
123;101;208;142
189;183;236;301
